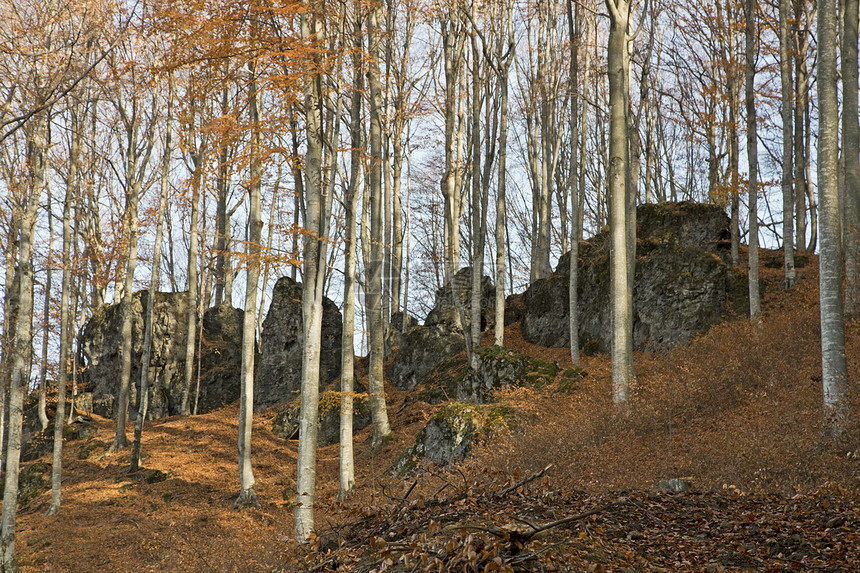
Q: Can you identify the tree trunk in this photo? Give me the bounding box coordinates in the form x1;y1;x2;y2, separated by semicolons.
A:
566;0;581;366
37;196;52;433
47;99;85;515
1;108;46;571
607;0;632;404
365;0;392;450
131;73;173;473
340;8;363;494
779;0;797;289
181;137;205;416
235;63;262;509
842;0;860;313
817;0;849;437
745;0;760;319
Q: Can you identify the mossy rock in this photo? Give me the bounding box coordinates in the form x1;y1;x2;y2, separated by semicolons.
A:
271;386;371;446
391;402;516;475
457;346;559;404
17;462;50;507
413;354;470;405
556;367;586;394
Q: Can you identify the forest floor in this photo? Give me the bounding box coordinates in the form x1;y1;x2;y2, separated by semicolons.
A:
12;249;860;572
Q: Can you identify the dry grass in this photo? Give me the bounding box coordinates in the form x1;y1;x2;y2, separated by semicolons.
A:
13;248;860;571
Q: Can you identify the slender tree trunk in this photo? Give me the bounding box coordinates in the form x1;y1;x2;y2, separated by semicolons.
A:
366;0;392;448
112;182;141;452
607;0;632;404
1;108;46;572
469;12;484;369
817;0;849;437
842;0;860;313
181;141;205;416
780;0;797;289
131;74;173;472
37;198;52;433
47;100;84;515
235;63;262;509
794;4;809;252
494;6;514;347
745;0;760;319
567;0;581;366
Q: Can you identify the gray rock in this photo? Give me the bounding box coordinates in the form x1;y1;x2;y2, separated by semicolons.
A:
255;276;342;407
457;346;558;404
425;267;495;333
392;402;478;474
195;303;245;413
657;478;692;493
385;311;420;359
521;201;755;353
271;381;371;446
79;291;245;420
388;326;465;391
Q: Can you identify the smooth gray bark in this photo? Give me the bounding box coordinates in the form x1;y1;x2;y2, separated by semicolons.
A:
842;0;860;313
779;0;797;289
607;0;633;404
817;0;849;437
745;0;760;319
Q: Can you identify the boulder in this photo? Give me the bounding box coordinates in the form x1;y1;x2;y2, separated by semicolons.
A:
392;402;478;474
255;276;343;407
195;304;245;413
457;346;559;404
385;311;420;358
521;202;754;353
425;267;495;333
79;291;244;420
388;326;465;391
271;381;371;446
392;402;515;474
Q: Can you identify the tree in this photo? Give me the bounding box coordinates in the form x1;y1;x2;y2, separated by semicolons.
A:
779;0;797;289
606;0;633;404
235;57;262;509
365;0;393;447
130;72;174;473
842;0;860;313
817;0;848;436
1;107;46;572
295;0;340;539
744;0;760;319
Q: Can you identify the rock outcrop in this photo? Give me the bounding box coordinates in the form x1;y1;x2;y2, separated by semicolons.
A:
521;202;754;353
254;276;342;406
389;326;465;391
392;402;514;474
81;291;244;420
458;346;559;404
425;267;495;333
271;381;371;446
392;402;479;474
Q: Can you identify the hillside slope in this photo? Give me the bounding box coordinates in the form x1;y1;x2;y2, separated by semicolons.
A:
12;249;860;571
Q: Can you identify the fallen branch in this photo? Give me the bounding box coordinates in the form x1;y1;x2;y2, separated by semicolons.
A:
498;464;553;497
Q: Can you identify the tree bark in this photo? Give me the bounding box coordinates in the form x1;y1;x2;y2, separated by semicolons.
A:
235;62;262;510
745;0;760;319
779;0;797;289
1;108;46;572
842;0;860;313
607;0;632;404
817;0;848;437
366;0;393;449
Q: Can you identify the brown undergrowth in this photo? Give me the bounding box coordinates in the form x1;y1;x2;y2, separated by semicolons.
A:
12;248;860;571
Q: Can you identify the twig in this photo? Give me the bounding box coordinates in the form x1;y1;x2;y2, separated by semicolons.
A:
499;464;553;497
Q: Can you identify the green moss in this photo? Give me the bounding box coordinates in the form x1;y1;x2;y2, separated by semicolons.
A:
431;402;476;425
482;405;517;433
556;367;586;394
